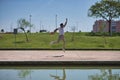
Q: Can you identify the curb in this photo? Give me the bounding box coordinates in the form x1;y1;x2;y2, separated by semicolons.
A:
0;61;120;66
0;48;120;51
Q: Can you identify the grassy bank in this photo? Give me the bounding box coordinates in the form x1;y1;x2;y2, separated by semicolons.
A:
0;32;120;49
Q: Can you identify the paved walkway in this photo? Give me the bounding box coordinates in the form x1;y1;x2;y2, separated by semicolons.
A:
0;50;120;65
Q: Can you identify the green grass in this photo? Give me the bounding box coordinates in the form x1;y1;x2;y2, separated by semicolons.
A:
0;32;120;49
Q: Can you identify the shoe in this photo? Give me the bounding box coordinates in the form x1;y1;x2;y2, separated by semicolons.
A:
62;48;65;53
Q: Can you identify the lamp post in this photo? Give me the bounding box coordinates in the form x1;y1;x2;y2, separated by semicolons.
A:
29;15;32;33
55;14;57;28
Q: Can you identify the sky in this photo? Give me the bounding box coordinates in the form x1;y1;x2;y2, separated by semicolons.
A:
0;0;101;32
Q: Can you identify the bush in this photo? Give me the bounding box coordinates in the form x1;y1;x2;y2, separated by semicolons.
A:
112;32;120;36
87;32;120;36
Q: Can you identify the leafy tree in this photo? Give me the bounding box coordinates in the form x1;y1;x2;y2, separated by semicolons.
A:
88;0;120;36
1;29;4;33
27;30;30;33
0;29;4;39
17;19;32;42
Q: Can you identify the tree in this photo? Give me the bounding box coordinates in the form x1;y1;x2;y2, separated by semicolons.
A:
1;29;4;33
88;0;120;36
17;19;32;42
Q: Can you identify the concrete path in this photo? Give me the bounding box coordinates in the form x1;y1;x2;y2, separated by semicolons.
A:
0;50;120;61
0;50;120;65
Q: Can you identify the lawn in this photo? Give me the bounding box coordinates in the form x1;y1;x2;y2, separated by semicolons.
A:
0;32;120;49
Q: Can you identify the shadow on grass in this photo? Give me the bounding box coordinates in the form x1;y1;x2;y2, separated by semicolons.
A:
97;44;105;48
14;41;26;44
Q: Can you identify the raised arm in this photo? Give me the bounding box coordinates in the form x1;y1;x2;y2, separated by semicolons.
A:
63;18;68;27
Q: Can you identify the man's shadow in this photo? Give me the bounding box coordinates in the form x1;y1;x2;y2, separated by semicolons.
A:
50;69;66;80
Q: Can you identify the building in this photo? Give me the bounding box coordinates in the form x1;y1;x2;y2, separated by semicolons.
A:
93;20;120;33
116;20;120;32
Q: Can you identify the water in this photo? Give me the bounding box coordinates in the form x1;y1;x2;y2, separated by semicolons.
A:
0;66;120;80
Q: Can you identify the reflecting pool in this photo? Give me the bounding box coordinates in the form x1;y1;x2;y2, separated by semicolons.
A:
0;66;120;80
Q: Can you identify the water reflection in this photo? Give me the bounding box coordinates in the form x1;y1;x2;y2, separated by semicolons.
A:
89;69;120;80
50;69;66;80
18;70;32;79
0;67;119;80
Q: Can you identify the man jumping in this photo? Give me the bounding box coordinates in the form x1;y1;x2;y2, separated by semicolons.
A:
50;18;68;52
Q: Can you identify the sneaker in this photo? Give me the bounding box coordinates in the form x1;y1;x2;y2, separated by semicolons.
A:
62;48;65;53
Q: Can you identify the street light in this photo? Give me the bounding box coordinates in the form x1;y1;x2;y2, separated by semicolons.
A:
55;14;57;28
29;15;32;33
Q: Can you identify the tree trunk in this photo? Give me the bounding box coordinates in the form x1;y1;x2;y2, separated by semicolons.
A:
108;69;112;80
108;20;112;36
23;30;29;42
103;35;107;45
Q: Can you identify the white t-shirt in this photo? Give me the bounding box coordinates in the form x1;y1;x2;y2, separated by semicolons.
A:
58;27;64;35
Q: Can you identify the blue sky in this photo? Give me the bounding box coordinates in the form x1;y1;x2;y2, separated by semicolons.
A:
0;0;101;32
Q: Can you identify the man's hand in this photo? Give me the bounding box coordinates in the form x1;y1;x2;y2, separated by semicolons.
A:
64;18;68;27
66;18;68;21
